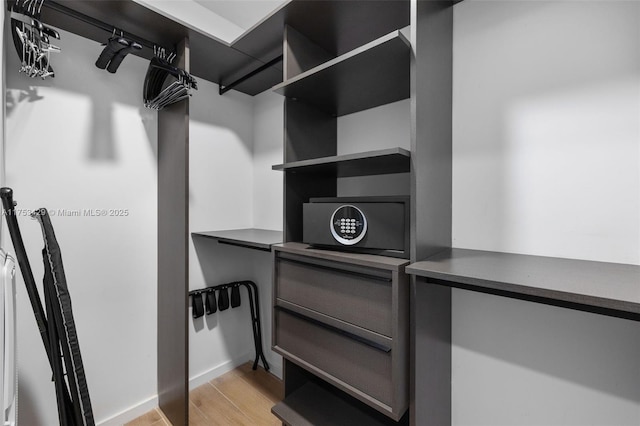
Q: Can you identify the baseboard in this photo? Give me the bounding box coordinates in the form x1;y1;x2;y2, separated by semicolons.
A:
96;352;280;425
188;351;253;389
97;395;159;426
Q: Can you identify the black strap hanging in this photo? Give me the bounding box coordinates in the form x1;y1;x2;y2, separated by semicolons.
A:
217;287;230;311
230;284;241;308
191;292;204;319
189;281;269;372
205;289;217;315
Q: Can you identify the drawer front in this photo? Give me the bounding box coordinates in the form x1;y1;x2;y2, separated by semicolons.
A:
275;309;392;406
276;257;392;337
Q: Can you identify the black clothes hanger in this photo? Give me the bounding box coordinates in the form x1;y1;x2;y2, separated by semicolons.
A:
95;32;129;69
106;40;141;73
95;29;142;73
143;50;197;110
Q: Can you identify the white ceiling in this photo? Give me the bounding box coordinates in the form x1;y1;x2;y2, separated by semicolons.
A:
132;0;288;44
193;0;287;31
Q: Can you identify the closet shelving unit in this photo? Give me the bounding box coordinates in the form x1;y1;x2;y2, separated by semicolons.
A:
272;147;411;177
405;2;640;426
407;249;640;320
268;0;440;424
191;229;282;252
272;30;411;116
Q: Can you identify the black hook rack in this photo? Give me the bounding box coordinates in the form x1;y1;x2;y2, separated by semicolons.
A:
189;280;269;372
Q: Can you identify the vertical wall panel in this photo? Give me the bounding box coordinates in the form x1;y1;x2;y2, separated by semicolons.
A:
157;38;190;426
410;1;453;425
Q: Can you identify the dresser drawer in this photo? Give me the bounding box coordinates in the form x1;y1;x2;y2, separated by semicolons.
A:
275;255;392;337
274;308;393;406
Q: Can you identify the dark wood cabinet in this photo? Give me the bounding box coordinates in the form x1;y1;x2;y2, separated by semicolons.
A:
270;1;455;424
272;243;409;422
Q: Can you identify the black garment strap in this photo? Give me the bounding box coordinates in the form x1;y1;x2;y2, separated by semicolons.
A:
205;289;217;315
106;41;142;73
95;36;128;69
217;287;230;311
230;284;241;308
191;292;204;319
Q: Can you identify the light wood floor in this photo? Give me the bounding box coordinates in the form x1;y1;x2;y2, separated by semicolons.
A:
125;362;283;426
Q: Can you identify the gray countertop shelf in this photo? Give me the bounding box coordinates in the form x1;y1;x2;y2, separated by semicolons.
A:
192;228;282;251
273;30;411;116
272;147;410;177
407;248;640;320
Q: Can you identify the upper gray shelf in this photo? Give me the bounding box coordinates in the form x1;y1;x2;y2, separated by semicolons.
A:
273;30;411;116
192;228;282;251
407;249;640;320
272;147;410;177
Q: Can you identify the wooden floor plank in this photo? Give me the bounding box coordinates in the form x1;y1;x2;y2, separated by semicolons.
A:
188;401;214;426
190;382;253;425
125;408;167;426
211;369;281;426
126;362;283;426
236;363;284;404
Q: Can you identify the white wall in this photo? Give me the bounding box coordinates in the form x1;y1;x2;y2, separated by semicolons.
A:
189;84;284;385
452;1;640;424
188;76;257;383
5;27;158;425
2;9;286;425
251;90;285;376
337;99;411;197
252;90;283;231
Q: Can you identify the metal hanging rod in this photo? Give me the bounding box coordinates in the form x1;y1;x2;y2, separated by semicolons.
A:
43;0;174;54
219;54;282;95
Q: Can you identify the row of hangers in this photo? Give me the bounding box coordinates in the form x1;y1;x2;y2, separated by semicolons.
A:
10;0;198;109
143;47;198;110
10;0;61;79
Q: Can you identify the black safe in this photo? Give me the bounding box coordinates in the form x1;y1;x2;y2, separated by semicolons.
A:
302;196;409;258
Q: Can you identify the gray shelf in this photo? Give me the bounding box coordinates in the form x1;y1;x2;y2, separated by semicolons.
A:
274;243;409;271
271;381;397;426
407;249;640;320
273;30;411;116
192;228;282;251
272;147;410;177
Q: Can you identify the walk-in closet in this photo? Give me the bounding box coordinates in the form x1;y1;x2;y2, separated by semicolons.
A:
0;1;638;425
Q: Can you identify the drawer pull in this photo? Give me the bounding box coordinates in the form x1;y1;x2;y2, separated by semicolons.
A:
276;306;392;353
278;257;392;283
